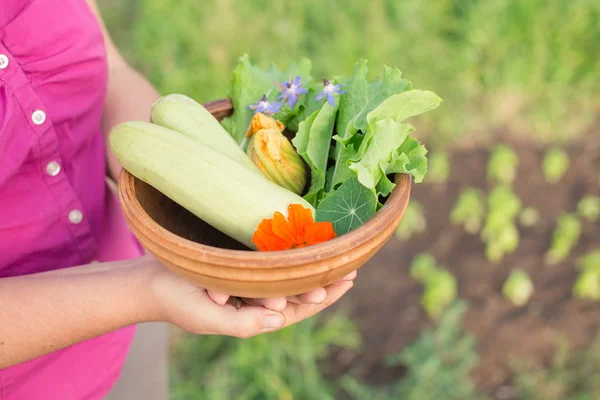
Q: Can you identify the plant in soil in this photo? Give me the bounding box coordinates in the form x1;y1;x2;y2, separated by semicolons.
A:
450;187;486;234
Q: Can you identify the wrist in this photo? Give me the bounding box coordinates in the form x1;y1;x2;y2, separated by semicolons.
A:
126;254;167;323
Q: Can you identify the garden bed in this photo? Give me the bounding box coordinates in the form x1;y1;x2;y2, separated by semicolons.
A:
327;139;600;397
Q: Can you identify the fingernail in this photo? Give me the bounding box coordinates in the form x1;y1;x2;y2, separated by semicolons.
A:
263;314;285;329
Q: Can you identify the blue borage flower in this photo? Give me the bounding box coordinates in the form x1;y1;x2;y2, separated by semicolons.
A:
248;95;283;115
316;78;346;106
276;76;308;109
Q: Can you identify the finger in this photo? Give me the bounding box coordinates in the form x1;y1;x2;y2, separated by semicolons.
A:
198;297;287;338
340;270;357;281
282;280;353;326
207;290;230;306
286;287;327;305
242;297;288;311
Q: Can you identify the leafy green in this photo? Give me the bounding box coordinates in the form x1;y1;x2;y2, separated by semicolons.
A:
519;206;541;227
450;187;486;234
578;250;600;272
487;145;519;185
221;54;312;144
573;269;600;301
349;119;414;190
315;177;378;235
409;253;438;282
376;136;429;195
366;90;443;127
335;61;412;143
292;97;340;206
328;61;413;191
573;250;600;300
545;213;582;265
542;147;570;184
409;253;458;320
577;195;600;222
347;90;441;192
481;185;522;262
503;269;534;306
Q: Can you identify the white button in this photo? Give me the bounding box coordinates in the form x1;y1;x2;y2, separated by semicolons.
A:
32;110;46;125
68;209;83;224
0;54;8;69
46;161;61;176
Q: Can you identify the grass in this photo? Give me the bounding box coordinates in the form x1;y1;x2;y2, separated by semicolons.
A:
102;0;599;149
169;312;360;400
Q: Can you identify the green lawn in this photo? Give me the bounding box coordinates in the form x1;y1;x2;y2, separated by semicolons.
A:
103;0;599;149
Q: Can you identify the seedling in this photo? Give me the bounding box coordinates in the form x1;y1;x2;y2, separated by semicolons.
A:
487;145;519;185
410;253;457;320
577;195;600;222
545;213;581;265
503;269;534;306
481;185;522;262
542;147;569;184
450;187;486;234
519;206;540;227
573;250;600;301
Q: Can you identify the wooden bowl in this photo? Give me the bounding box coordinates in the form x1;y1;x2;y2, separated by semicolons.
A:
118;99;412;298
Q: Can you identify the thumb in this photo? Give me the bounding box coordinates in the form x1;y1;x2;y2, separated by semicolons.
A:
202;301;287;339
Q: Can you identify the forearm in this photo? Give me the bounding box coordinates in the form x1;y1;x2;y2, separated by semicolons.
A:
0;257;156;368
102;63;161;181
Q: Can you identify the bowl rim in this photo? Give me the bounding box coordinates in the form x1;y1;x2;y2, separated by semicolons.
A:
117;98;412;267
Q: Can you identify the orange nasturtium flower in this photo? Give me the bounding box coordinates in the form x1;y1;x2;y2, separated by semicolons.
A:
252;204;337;251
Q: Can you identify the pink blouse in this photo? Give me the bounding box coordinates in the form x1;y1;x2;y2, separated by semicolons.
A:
0;1;143;398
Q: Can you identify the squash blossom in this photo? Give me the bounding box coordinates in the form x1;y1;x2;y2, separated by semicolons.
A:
245;113;307;195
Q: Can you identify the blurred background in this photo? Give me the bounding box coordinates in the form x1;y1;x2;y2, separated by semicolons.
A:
101;0;600;399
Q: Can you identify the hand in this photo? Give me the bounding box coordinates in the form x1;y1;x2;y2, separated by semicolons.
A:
146;255;355;338
205;272;356;311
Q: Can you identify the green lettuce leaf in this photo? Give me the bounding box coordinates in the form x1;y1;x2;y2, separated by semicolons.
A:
221;54;312;144
327;61;412;192
349;119;414;190
347;89;441;192
336;60;412;139
366;89;443;126
316;177;378;235
376;136;428;196
292;96;340;206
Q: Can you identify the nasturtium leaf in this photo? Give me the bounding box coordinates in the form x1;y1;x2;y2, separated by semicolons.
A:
316;177;378;235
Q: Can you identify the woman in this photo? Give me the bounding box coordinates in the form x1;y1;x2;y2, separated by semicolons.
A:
0;1;355;399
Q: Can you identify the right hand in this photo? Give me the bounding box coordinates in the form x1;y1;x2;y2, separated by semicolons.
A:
144;255;353;338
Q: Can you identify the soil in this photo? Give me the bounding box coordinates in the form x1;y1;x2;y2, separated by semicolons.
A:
325;138;600;398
